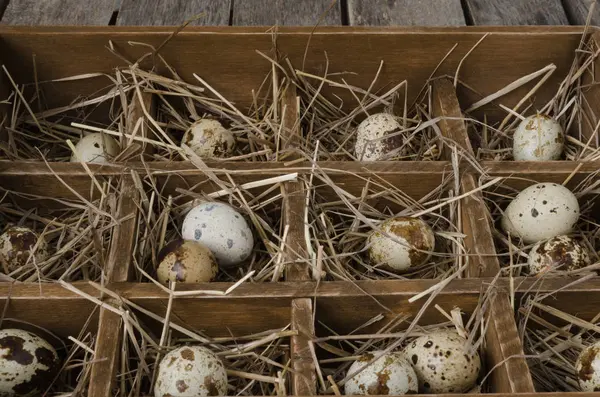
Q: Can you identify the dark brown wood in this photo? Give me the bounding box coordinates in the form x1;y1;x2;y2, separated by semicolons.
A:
1;0;115;24
460;174;499;278
348;0;465;26
463;0;569;25
562;0;600;25
87;308;122;397
486;294;535;393
232;0;342;26
432;78;473;160
117;0;231;26
290;298;317;396
106;175;138;282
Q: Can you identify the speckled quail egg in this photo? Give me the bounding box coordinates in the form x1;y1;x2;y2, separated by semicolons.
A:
181;202;254;267
155;346;227;397
344;351;418;395
501;183;579;244
512;114;564;161
156;239;218;284
355;113;404;161
404;330;481;393
527;235;591;275
0;226;48;274
368;217;435;273
0;328;60;397
182;119;235;158
576;341;600;391
70;133;119;164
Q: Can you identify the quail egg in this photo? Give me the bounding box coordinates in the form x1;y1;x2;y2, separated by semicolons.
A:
181;202;254;267
70;133;119;164
501;183;579;244
182;119;235;158
528;235;591;275
368;217;435;273
404;330;480;393
512;114;564;161
0;226;48;274
0;328;59;397
576;341;600;391
344;351;418;395
355;113;404;161
156;239;218;284
155;346;227;397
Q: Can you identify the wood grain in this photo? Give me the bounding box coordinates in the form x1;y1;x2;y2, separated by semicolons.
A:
87;307;122;397
117;0;231;26
1;0;115;25
348;0;465;26
117;91;156;160
463;0;569;25
562;0;600;25
290;298;317;396
232;0;342;26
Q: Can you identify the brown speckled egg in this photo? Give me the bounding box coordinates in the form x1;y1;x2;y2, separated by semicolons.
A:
368;217;435;273
156;240;218;284
0;328;59;397
344;351;418;395
155;346;227;397
0;226;48;274
354;113;405;161
182;119;235;159
528;235;591;275
576;342;600;391
404;330;480;393
512;114;564;161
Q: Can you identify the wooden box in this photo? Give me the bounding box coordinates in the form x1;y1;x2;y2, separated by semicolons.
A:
0;25;599;397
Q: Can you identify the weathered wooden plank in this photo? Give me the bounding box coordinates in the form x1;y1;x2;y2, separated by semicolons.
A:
290;298;317;396
232;0;342;26
463;0;569;25
87;308;122;397
348;0;465;26
563;0;600;25
117;0;231;26
1;0;114;25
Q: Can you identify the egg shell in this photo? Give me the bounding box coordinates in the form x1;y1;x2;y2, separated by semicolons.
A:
182;119;235;158
576;341;600;391
528;235;591;275
0;328;59;397
368;217;435;273
181;202;254;267
0;226;48;274
344;351;418;395
155;346;227;397
156;239;218;284
513;114;564;161
501;183;579;244
355;113;404;161
70;133;119;164
404;330;481;393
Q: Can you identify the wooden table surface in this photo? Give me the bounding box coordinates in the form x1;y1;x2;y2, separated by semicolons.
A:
0;0;598;27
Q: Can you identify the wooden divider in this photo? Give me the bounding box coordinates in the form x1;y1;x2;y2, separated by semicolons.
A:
432;78;535;393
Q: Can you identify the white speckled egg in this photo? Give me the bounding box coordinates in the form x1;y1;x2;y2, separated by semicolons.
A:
181;202;253;267
355;113;404;161
0;226;48;274
513;114;564;161
528;235;591;275
404;330;480;394
182;119;235;158
576;342;600;391
0;328;59;397
156;239;218;284
344;351;418;395
155;346;227;397
70;133;119;164
368;217;435;273
501;183;579;244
